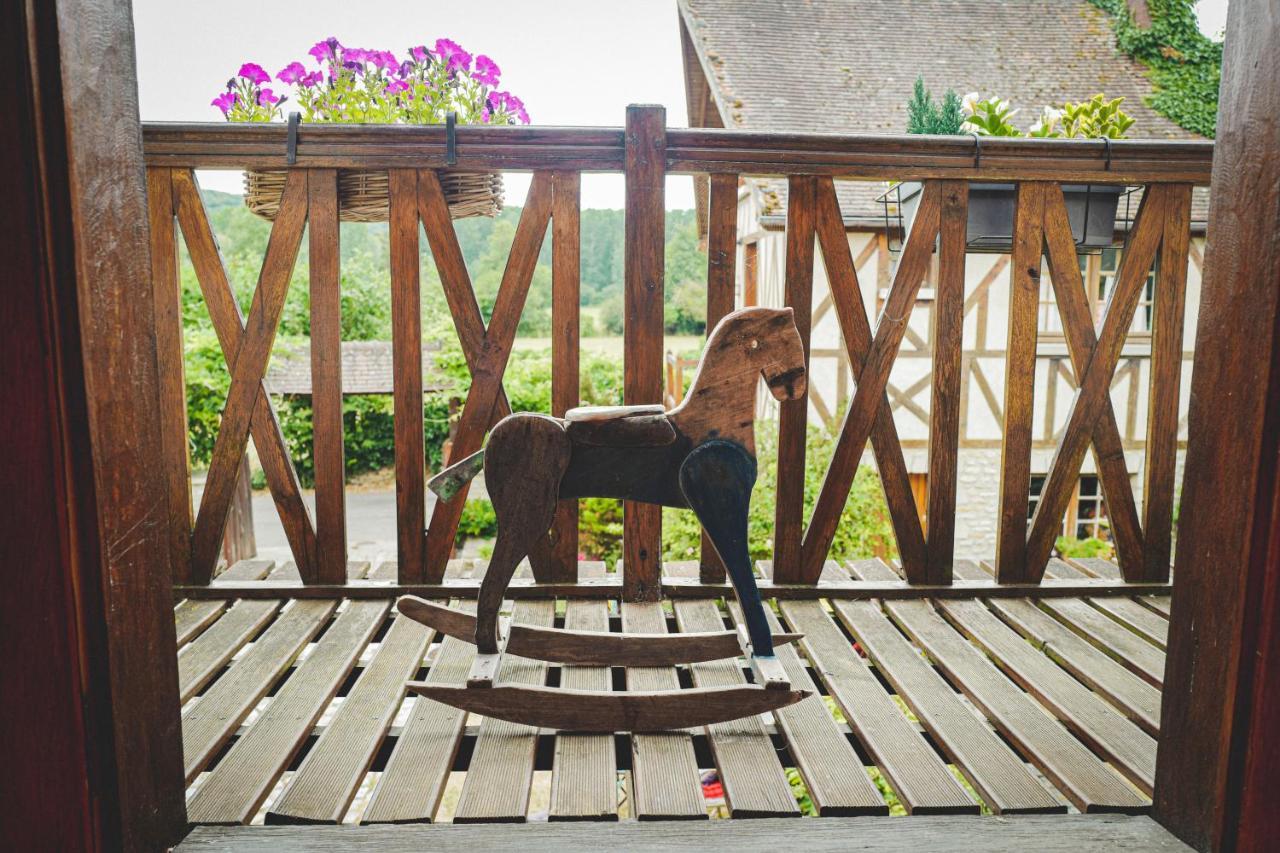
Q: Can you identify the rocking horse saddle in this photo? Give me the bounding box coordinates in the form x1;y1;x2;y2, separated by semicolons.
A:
563;404;677;448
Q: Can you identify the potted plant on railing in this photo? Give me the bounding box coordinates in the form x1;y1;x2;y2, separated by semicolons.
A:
890;78;1135;252
211;37;530;221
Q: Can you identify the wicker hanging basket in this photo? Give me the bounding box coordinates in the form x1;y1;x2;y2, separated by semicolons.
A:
243;169;503;222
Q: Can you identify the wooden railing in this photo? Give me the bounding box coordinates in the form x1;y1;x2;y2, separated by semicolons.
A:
144;105;1212;597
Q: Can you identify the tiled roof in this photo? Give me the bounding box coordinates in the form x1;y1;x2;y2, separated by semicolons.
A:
679;0;1210;225
265;340;447;395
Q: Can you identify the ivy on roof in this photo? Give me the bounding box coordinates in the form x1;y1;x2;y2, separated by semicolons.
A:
1089;0;1222;137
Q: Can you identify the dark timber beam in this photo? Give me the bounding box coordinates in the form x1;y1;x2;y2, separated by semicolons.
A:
1154;1;1280;850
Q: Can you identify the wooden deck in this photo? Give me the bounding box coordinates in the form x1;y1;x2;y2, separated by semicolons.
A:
176;557;1168;827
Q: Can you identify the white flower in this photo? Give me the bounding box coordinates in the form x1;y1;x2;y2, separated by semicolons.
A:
961;91;980;115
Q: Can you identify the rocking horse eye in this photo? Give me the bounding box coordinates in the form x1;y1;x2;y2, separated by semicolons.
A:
749;339;759;350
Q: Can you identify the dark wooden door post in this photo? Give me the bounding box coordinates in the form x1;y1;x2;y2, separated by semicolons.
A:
1154;1;1280;850
0;0;186;850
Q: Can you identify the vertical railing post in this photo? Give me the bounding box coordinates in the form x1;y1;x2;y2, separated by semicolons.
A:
772;175;816;583
622;104;666;601
390;170;426;582
549;170;581;581
146;166;193;585
309;168;347;583
700;172;738;583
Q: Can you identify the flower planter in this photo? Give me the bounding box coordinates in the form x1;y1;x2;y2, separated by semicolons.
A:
896;181;1125;252
244;168;503;222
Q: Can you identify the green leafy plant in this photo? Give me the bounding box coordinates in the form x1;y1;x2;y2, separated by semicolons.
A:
1054;535;1115;560
458;499;497;538
905;77;966;135
961;95;1022;137
1060;94;1136;138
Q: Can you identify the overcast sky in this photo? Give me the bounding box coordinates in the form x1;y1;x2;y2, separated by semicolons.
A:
132;0;1230;209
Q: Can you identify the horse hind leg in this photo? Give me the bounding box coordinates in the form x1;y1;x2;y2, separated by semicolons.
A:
474;415;571;654
677;440;775;658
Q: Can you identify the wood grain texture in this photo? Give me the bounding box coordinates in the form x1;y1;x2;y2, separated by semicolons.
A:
987;598;1161;736
779;599;977;814
177;599;280;701
1025;187;1167;579
772;175;816;583
267;611;433;824
994;182;1046;582
621;600;707;820
801;181;944;581
389;169;426;581
178;814;1197;852
1156;6;1280;846
673;597;799;818
623;105;666;601
175;600;229;646
363;596;476;824
548;170;581;581
1039;597;1165;688
937;599;1157;794
1088;597;1169;649
1140;184;1192;583
181;600;337;782
925;180;968;583
173;169;317;581
882;597;1147;812
812;177;926;582
187;600;387;824
308;168;347;584
550;564;617;821
700;173;738;583
453;599;556;823
727;600;889;816
425;174;554;583
190;169;309;582
148;166;194;584
835;597;1062;815
1039;186;1143;578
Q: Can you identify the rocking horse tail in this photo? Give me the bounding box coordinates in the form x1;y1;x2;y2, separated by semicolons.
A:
427;449;487;502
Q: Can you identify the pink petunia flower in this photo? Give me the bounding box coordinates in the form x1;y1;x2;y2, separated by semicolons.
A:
434;38;472;73
211;91;237;115
277;61;307;85
258;88;280;106
300;71;323;88
309;37;341;64
238;62;270;85
473;55;500;86
409;45;430;63
385;79;409;95
370;50;399;71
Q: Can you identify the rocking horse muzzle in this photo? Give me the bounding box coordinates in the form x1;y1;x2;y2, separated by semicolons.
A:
765;364;807;401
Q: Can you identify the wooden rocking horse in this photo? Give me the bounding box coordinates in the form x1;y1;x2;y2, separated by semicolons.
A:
397;307;812;731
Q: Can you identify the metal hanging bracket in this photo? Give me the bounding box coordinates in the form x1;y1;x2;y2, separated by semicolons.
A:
446;112;458;166
1102;136;1113;171
286;112;301;165
971;132;983;171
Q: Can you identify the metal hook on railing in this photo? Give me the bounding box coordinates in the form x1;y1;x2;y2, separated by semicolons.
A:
970;132;983;170
1102;136;1113;172
446;112;458;166
286;111;301;165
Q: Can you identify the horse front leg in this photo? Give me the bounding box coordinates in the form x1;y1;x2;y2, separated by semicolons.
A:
677;440;774;658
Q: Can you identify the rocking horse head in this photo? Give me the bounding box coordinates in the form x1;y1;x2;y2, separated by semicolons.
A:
704;306;807;402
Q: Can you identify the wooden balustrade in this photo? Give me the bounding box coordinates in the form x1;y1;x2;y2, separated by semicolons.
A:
145;106;1210;595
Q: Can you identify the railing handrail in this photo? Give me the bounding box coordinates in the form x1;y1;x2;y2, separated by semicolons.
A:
141;121;1214;185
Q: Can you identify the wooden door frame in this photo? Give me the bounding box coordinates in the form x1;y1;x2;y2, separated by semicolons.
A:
1;1;186;850
1154;0;1280;850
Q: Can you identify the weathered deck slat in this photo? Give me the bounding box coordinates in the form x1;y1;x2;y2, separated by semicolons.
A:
779;599;977;814
937;599;1157;794
178;600;281;701
452;599;556;823
550;564;618;821
674;598;799;819
833;598;1063;814
266;611;434;824
362;599;476;825
882;597;1146;812
1087;598;1169;649
186;601;388;824
182;601;337;781
1039;598;1165;688
987;598;1161;737
176;600;229;647
178;813;1196;852
621;600;707;820
729;601;889;816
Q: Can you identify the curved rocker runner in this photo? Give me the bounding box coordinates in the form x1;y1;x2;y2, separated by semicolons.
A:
398;307;812;731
